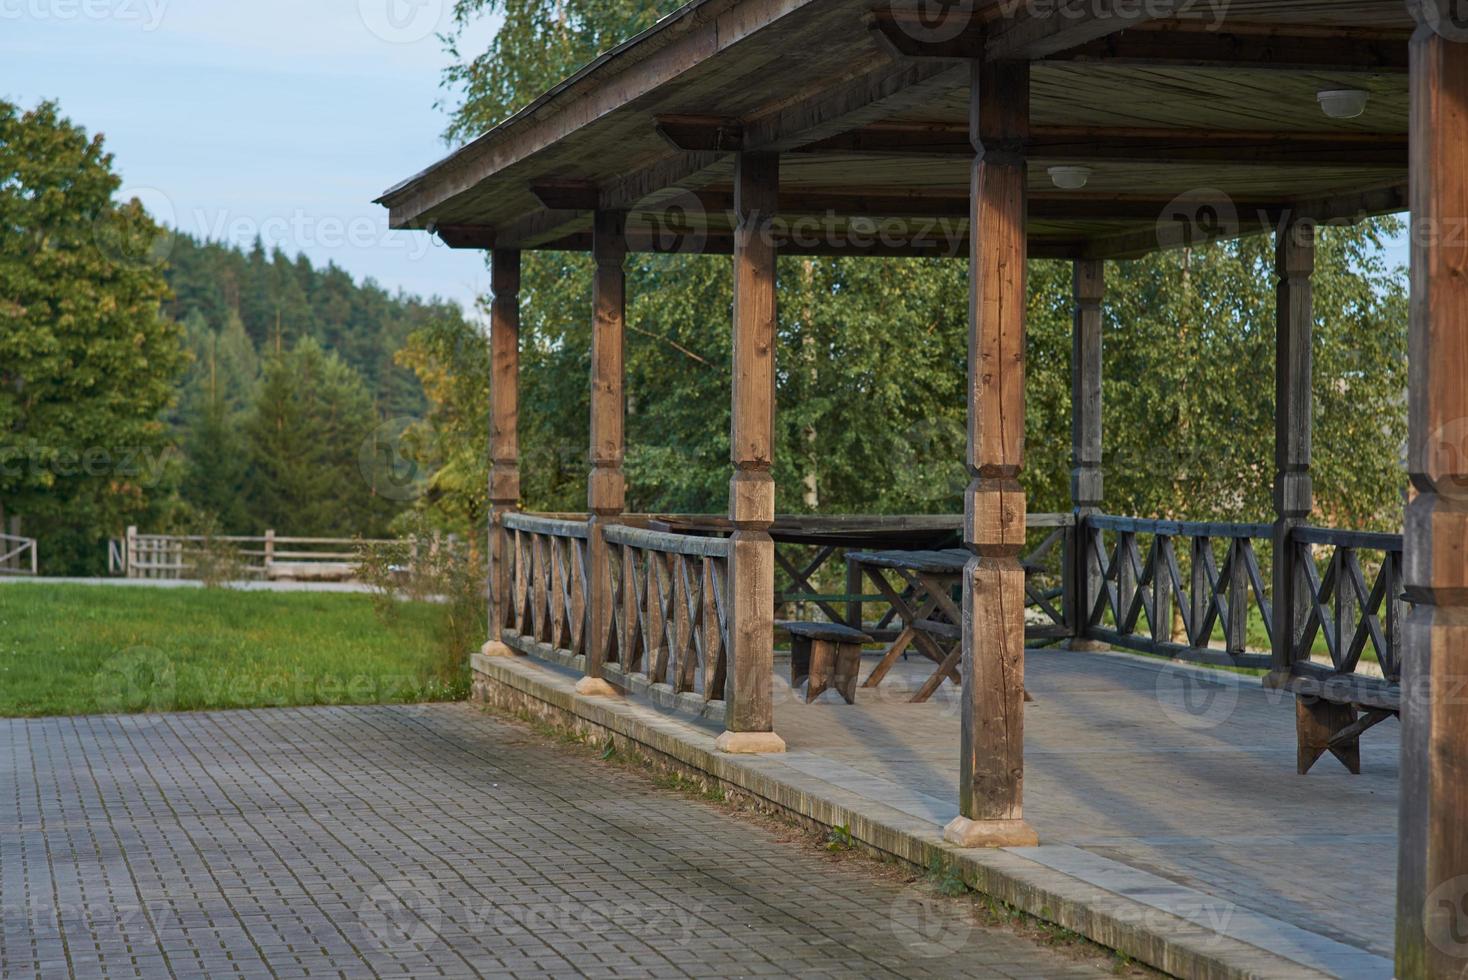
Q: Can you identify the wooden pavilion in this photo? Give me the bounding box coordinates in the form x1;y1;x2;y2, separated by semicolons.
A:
378;2;1465;974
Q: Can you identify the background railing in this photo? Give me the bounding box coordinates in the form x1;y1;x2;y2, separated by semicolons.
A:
0;534;38;576
501;513;590;668
112;527;426;581
601;524;730;713
1022;514;1075;640
1075;514;1406;698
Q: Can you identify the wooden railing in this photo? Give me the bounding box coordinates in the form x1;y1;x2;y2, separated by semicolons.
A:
601;524;730;714
1282;526;1404;717
1080;516;1275;670
1023;514;1075;640
0;534;38;576
501;513;590;667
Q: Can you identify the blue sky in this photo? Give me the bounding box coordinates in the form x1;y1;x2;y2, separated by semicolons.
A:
3;0;499;318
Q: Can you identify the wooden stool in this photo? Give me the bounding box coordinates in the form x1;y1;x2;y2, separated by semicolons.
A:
780;621;872;704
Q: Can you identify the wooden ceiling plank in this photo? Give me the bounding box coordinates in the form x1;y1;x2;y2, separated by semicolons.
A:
1049;25;1408;73
984;0;1158;61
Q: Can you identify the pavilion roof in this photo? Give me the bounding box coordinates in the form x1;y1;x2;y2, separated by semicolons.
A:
376;0;1413;260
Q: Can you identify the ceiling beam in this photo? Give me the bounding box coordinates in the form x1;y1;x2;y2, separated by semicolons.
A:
655;115;743;152
1083;182;1407;259
599;150;728;212
792;123;1407;166
1048;23;1409;73
434;224;496;250
536;227;1085;260
683;189;1295;223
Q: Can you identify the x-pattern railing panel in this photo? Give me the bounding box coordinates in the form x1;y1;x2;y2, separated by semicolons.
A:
1292;527;1403;683
602;525;730;705
1084;516;1274;669
504;514;590;660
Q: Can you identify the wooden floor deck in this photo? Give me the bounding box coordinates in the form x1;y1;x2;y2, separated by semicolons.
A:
769;648;1398;974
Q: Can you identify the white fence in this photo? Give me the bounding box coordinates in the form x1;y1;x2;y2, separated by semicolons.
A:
0;534;38;576
109;527;453;582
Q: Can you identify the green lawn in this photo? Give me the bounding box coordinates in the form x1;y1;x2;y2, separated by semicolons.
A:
0;584;470;717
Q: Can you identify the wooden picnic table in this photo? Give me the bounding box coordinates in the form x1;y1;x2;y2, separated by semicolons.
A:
647;515;961;629
845;548;972;702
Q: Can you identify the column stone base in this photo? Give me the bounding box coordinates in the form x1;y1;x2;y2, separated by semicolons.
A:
573;676;621;698
480;640;521;658
1065;638;1111;653
714;731;786;754
943;816;1039;848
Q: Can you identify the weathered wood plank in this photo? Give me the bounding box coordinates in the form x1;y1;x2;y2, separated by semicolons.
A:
486;250;521;648
584;211;628;685
718;151;784;753
949;59;1036;849
1396;22;1468;980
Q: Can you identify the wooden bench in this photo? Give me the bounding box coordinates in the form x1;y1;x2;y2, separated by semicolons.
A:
1281;668;1401;775
779;621;872;704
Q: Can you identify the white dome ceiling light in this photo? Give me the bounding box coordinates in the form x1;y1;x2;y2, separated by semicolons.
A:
1317;89;1370;120
1047;166;1093;190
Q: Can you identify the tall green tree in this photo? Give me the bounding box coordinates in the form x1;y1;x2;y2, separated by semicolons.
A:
174;309;259;530
244;337;394;536
439;0;682;145
0;99;185;572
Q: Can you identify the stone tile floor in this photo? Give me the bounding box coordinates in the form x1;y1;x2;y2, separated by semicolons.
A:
1;703;1115;979
769;648;1399;965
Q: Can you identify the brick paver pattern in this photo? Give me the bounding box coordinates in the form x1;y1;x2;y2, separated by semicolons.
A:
1;704;1107;979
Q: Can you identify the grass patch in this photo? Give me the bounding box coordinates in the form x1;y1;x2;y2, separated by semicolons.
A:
0;584;472;717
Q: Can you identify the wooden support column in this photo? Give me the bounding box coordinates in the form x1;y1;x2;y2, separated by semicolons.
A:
945;60;1038;848
716;151;785;754
1268;216;1340;773
481;248;522;658
1396;22;1468;980
1068;259;1107;650
578;212;627;697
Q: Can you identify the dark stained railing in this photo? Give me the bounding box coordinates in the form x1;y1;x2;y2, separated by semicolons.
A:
1283;526;1404;718
1080;516;1275;670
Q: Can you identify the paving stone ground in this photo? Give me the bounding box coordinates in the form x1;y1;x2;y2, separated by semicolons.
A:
1;703;1113;979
